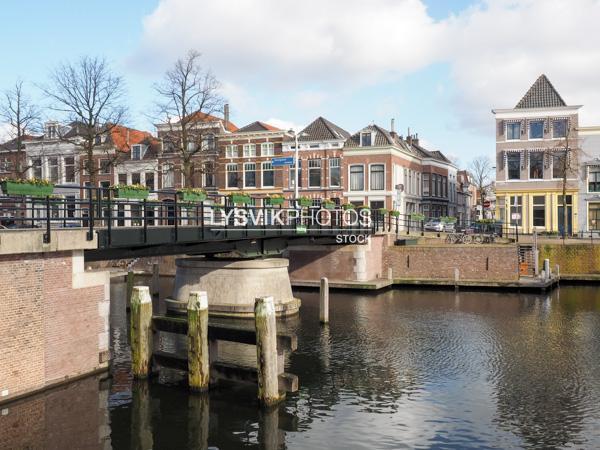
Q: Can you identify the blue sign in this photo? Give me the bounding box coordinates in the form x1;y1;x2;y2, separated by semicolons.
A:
272;157;295;167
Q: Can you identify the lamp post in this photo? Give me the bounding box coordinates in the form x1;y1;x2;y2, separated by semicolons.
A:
288;129;307;208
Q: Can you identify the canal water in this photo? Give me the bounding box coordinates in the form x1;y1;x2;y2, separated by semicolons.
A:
4;283;600;449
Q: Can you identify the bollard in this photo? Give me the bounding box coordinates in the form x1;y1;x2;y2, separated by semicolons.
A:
320;277;329;324
126;270;134;304
188;291;209;392
387;267;393;281
544;259;550;280
131;286;153;378
555;264;560;280
151;263;160;297
454;268;460;292
255;296;283;406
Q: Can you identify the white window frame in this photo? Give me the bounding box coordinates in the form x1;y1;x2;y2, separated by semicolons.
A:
360;132;373;147
243;144;256;158
506;122;521;141
329;157;341;187
243;162;257;188
369;163;385;191
162;163;174;188
349;164;365;191
226;163;238;189
261;162;274;188
225;145;238;158
308;159;322;188
261;142;274;157
131;144;144;160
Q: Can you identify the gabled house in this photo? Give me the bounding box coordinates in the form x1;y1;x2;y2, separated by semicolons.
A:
282;117;349;205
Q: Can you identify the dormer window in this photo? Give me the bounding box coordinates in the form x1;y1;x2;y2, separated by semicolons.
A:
360;132;372;147
131;144;144;160
46;124;57;139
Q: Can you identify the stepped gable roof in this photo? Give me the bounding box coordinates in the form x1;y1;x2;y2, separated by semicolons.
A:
298;116;350;141
515;74;566;109
236;121;281;132
345;124;410;150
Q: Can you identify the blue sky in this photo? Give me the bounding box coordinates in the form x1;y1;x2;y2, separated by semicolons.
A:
2;0;599;167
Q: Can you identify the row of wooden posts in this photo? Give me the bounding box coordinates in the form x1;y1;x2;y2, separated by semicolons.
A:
129;274;331;407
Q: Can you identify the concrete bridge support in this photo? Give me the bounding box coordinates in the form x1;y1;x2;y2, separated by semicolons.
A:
0;230;110;404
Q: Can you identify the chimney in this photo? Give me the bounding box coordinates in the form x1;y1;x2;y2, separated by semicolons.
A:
413;133;419;146
224;103;230;129
390;118;395;133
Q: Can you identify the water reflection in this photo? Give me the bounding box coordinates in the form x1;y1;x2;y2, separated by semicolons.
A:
5;283;600;449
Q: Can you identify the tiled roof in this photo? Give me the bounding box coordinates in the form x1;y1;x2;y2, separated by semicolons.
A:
515;74;566;109
298;117;350;141
345;124;408;149
0;134;41;150
236;121;281;132
108;125;153;152
182;111;239;132
409;140;452;164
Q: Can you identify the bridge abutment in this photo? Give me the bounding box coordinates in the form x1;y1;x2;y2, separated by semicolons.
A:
0;230;110;404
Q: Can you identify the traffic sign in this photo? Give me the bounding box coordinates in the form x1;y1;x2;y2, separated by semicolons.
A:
272;157;294;167
483;200;491;208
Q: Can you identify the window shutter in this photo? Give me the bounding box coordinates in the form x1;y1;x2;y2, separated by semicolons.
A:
497;151;504;170
497;120;504;136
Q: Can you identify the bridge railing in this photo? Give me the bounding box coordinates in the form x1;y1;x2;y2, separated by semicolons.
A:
0;185;374;244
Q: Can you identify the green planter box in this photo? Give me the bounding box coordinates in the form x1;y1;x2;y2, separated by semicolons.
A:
322;202;335;210
1;181;54;197
390;211;401;217
177;191;207;202
115;187;149;200
266;197;285;206
299;198;312;207
231;194;251;205
342;204;355;210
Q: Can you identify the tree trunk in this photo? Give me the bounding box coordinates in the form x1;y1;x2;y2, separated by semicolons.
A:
183;159;194;188
562;173;568;244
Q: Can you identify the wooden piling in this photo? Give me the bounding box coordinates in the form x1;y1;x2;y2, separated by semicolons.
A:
255;296;283;406
319;277;329;324
188;291;210;392
151;263;160;297
131;286;153;378
126;270;134;304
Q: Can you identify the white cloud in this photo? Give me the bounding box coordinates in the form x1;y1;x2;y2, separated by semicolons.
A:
133;0;600;134
263;118;304;133
0;123;13;144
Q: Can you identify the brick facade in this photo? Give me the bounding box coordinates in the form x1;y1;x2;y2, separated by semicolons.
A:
0;251;109;403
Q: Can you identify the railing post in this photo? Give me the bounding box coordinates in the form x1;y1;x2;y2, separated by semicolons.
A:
200;201;205;240
320;277;329;324
188;291;209;392
43;195;51;244
87;188;94;241
143;199;148;244
107;188;112;246
130;286;153;378
173;193;178;242
254;296;283;406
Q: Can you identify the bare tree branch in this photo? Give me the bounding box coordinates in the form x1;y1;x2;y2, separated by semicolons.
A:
40;56;128;185
469;155;494;219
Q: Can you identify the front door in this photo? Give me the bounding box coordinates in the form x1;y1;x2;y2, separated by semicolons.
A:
558;206;573;235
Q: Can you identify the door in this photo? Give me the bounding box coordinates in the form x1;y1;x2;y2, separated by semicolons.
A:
558;206;573;235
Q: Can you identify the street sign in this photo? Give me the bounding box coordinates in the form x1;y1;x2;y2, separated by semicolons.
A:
511;213;521;220
272;157;294;167
296;225;307;234
483;200;491;208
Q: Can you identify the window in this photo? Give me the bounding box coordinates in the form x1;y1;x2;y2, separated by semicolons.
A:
46;124;57;139
226;163;238;188
64;157;75;183
244;163;256;188
308;159;321;188
289;160;302;189
423;173;430;196
131;145;143;160
507;122;521;140
131;173;141;185
145;172;155;190
510;195;522;226
529;120;544;139
329;158;341;187
0;157;13;172
48;157;59;183
204;163;215;188
533;195;545;227
370;164;384;190
118;173;127;185
589;203;600;230
261;143;274;156
225;145;238;158
589;167;600;192
243;144;256;158
262;162;274;187
370;200;384;210
507;152;521;180
552;151;566;178
553;119;568;138
529;152;544;179
202;134;215;151
360;132;372;147
443;176;447;198
162;164;174;188
100;180;110;199
31;158;42;179
99;159;111;174
349;165;364;191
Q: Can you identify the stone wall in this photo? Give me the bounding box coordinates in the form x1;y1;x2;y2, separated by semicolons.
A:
0;250;110;404
384;245;519;282
538;244;600;275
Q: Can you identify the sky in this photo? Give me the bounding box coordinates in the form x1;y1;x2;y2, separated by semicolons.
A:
1;0;600;166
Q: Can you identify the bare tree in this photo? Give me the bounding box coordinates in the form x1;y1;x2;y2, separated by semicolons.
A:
0;80;41;178
550;125;580;241
40;56;128;186
154;50;225;188
469;155;494;219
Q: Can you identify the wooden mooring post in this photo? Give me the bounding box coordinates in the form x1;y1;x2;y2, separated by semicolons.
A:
151;263;160;297
320;277;329;324
188;291;209;392
131;286;153;378
126;270;135;304
255;296;284;406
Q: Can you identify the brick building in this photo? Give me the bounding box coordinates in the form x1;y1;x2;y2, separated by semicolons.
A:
281;116;349;205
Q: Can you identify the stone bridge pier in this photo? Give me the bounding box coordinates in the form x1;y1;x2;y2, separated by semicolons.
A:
0;230;110;404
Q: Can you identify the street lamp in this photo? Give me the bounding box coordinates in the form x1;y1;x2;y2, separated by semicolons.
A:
288;129;307;206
